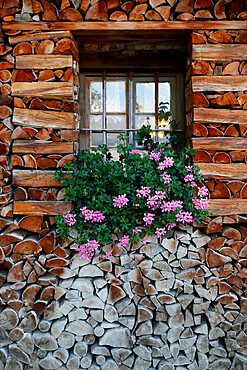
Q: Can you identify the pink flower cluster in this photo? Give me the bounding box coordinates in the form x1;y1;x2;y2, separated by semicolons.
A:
158;157;174;170
192;198;209;210
129;149;141;155
104;250;113;259
176;211;194;223
63;211;76;227
185;165;194;172
155;227;167;238
161;172;172;184
136;186;151;198
118;235;130;247
146;191;167;210
161;200;183;212
198;186;208;197
133;227;142;235
81;206;105;223
113;194;129;208
149;150;162;162
75;239;100;260
143;213;155;227
184;173;196;188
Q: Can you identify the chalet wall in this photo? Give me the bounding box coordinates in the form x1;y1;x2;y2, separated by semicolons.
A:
0;0;247;369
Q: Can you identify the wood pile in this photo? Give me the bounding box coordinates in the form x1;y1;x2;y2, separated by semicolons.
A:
0;222;247;369
0;0;246;22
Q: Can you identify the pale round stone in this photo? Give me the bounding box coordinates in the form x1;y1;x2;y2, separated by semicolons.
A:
94;326;105;337
96;355;106;366
38;321;50;332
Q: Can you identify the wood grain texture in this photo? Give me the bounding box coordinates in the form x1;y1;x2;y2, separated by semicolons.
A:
13;140;74;154
199;163;247;180
194;108;247;124
13;201;72;215
192;44;247;61
192;76;247;92
209;199;247;216
16;55;73;70
12;82;74;100
3;21;247;31
13;108;76;129
9;31;73;44
192;137;247;151
13;170;69;187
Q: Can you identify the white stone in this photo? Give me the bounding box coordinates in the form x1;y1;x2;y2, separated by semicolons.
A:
80;355;92;369
79;265;103;277
179;335;197;350
94;278;107;289
94;326;105;337
167;325;184;343
133;345;152;361
165;303;181;317
82;296;104;309
57;332;75;349
99;328;132;348
101;359;118;370
134;357;151;370
54;348;69;363
39;355;62;369
68;308;87;321
196;335;209;353
97;286;108;302
96;355;106;366
90;309;103;323
9;345;30;364
33;333;58;350
51;318;67;339
67;354;80;369
66;320;94;336
136;320;153;336
72;278;94;298
91;345;110;356
17;334;34;355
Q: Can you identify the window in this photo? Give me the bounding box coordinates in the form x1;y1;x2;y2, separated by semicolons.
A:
80;71;184;156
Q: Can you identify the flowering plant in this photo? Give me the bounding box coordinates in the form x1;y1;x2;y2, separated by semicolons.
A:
55;124;209;260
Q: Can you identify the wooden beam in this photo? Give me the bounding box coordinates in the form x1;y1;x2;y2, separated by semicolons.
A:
199;163;247;180
13;108;76;130
13;140;74;155
3;21;247;31
194;108;247;125
192;137;247;151
192;76;247;92
209;199;247;216
12;82;74;100
13;201;72;215
13;170;69;187
8;31;73;44
16;55;73;70
192;45;247;61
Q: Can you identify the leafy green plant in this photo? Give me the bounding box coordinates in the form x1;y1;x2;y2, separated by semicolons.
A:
55;108;209;260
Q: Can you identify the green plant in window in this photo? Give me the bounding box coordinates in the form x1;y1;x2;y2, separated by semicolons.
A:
55;116;209;260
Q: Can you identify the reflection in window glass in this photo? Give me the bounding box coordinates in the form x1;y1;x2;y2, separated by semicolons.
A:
159;82;170;109
136;82;155;113
106;81;126;113
107;115;127;130
90;81;102;113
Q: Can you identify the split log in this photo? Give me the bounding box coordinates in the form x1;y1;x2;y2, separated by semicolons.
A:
53;38;79;62
225;125;239;137
208;31;232;44
12;127;30;140
240;183;247;198
235;30;247;43
40;231;55;254
193;92;209;107
13;170;68;187
192;76;247;92
85;1;108;21
195;0;213;9
13;239;41;255
37;157;57;169
110;11;128;21
193;150;212;162
36;40;54;54
209;199;247;215
0;61;14;69
191;32;206;44
41;0;58;21
129;13;144;20
59;8;83;21
192;61;213;75
192;137;247;152
12;70;36;82
199;163;247;180
176;13;195;20
1;84;11;94
230;151;245;162
194;122;208;136
0;70;11;82
28;188;45;200
38;70;55;82
23;154;37;169
192;44;247;61
13;140;73;155
18;215;43;232
214;0;226;19
13;42;32;56
13;108;76;129
9;31;72;45
121;1;134;13
210;92;238;106
12;82;74;100
145;10;162;21
13;201;72;215
175;0;194;13
155;6;170;20
238;94;247;105
0;44;12;55
222;62;240;75
0;105;11;119
211;182;231;198
213;152;231;163
35;128;51;140
194;108;247;124
229;0;244;20
80;0;90;14
228;180;244;195
132;4;148;14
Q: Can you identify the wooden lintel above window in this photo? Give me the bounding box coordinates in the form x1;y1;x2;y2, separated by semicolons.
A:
2;21;247;32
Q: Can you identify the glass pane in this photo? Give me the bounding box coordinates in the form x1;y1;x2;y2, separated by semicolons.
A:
107;115;127;130
135;115;155;130
90;115;102;130
136;82;155;113
92;133;102;147
106;81;126;113
159;82;171;110
107;134;121;147
90;81;102;113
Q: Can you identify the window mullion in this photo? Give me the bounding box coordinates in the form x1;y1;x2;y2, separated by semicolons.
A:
128;71;133;145
155;70;159;143
102;70;107;146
